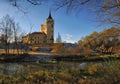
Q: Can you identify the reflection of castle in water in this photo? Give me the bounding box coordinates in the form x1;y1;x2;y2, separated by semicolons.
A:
22;12;54;45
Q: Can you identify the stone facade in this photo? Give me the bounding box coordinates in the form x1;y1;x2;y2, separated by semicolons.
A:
22;32;47;44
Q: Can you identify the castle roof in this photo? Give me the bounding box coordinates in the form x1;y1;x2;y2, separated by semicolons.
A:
22;32;46;38
31;32;46;34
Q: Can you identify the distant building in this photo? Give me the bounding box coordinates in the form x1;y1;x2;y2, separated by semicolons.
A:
22;12;54;45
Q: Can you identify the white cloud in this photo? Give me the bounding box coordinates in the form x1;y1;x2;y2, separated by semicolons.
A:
65;39;76;43
64;34;76;43
66;34;73;40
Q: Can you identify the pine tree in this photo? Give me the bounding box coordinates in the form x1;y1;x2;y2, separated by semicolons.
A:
56;32;62;43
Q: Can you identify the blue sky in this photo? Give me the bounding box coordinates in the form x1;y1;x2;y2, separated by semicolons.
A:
0;0;110;43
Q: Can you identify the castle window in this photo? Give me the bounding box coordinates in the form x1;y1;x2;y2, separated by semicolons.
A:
34;41;36;44
50;36;54;41
51;24;53;28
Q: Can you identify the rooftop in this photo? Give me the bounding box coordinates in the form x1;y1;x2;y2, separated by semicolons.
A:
31;32;46;34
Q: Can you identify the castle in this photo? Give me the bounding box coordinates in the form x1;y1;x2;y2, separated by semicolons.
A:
22;12;54;45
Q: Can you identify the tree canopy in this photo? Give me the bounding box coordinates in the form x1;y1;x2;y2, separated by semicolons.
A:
78;27;120;53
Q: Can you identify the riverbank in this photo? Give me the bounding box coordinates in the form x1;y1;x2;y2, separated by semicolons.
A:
53;53;120;62
0;52;120;63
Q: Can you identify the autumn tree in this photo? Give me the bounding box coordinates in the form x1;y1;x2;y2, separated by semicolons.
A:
78;40;84;47
79;27;120;53
52;43;64;53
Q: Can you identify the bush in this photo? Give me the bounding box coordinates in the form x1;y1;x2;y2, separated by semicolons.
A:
65;47;80;53
87;64;100;75
51;43;64;53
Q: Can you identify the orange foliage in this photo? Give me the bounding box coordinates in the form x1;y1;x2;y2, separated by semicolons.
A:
65;47;80;53
51;43;64;53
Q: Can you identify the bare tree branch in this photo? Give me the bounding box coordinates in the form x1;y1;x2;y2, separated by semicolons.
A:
27;0;43;5
9;0;48;13
53;0;120;26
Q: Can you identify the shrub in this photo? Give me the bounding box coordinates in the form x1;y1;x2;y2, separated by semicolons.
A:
82;47;92;56
87;64;100;75
57;72;72;81
65;47;80;53
31;47;39;51
51;43;64;53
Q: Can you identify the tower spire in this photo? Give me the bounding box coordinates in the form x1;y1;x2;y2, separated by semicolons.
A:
48;11;52;19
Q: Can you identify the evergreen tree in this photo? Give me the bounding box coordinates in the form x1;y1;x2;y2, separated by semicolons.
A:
56;32;62;43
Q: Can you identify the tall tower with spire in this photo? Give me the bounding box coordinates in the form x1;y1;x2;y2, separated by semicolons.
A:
46;11;54;43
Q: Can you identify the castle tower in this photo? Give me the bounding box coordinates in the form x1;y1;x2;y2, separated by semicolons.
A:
46;11;54;43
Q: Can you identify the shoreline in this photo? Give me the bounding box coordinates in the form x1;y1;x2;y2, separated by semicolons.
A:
0;52;120;63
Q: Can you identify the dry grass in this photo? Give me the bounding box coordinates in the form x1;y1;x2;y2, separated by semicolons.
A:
0;49;24;54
